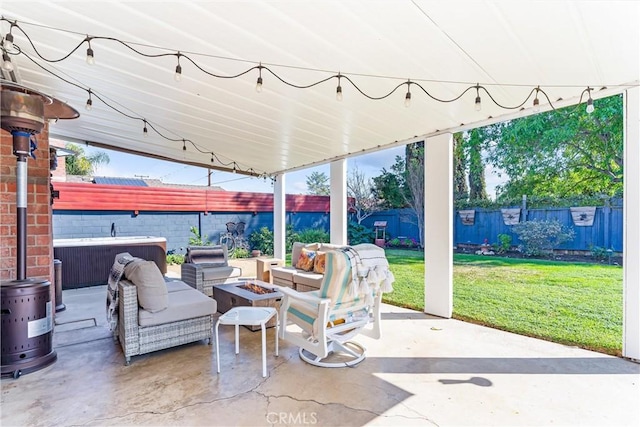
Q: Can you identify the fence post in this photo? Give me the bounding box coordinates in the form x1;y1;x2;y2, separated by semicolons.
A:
603;197;611;249
521;195;528;222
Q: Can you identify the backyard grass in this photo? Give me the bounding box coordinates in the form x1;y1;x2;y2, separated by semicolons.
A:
383;249;623;356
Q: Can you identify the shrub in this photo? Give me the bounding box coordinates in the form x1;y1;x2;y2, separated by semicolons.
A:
386;236;419;249
297;228;329;243
249;226;274;256
231;248;250;259
166;254;185;265
512;219;575;256
188;225;211;246
493;233;512;254
348;221;375;245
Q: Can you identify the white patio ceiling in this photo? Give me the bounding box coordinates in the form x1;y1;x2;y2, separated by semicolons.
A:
2;1;638;177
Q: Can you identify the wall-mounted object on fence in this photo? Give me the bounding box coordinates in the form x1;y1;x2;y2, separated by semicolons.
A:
458;210;475;225
501;208;521;225
570;206;596;226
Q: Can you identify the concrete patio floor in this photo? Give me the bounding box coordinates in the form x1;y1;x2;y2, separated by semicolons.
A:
1;268;639;426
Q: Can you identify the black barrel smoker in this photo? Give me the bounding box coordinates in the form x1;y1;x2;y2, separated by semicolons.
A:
0;81;79;378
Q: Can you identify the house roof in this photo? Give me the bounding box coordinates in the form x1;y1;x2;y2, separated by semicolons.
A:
2;1;638;177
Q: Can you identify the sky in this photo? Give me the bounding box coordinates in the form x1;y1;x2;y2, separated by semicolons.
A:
66;141;504;198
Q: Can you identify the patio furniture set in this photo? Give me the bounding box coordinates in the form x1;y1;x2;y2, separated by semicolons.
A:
108;242;395;374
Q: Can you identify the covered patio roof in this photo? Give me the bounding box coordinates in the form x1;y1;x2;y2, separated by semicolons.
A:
2;1;638;176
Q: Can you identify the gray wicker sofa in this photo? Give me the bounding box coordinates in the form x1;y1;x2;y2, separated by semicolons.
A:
116;279;217;365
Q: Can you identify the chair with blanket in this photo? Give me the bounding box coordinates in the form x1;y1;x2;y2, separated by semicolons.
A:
277;244;394;367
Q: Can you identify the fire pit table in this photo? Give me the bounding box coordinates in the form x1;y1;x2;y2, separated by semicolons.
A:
212;280;282;331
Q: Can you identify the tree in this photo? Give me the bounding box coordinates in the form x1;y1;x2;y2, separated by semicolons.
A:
404;142;425;248
466;128;489;201
372;156;408;209
453;132;469;202
347;164;380;224
305;171;330;195
65;143;110;176
488;94;623;200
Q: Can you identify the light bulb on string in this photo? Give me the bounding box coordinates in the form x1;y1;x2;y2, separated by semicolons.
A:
404;81;411;108
211;153;214;163
2;51;14;72
174;53;182;82
232;163;237;174
586;88;595;114
85;38;95;65
533;87;540;112
256;64;263;93
3;32;13;51
182;139;186;151
85;92;93;111
336;73;343;102
474;85;482;111
143;120;148;138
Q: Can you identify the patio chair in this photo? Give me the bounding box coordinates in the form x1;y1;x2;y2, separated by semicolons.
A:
181;245;242;297
278;244;394;367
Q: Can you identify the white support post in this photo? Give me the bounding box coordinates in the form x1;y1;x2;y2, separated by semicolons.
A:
330;159;347;245
424;133;453;318
273;173;286;261
623;87;640;361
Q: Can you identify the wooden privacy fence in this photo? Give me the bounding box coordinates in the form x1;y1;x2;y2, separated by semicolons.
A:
363;203;624;252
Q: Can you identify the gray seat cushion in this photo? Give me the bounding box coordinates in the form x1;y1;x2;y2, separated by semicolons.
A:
165;280;193;293
202;266;242;281
139;288;217;327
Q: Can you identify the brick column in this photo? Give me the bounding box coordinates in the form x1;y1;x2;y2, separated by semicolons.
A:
0;125;54;291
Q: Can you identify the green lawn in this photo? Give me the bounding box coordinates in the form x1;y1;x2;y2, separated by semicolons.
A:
383;249;623;356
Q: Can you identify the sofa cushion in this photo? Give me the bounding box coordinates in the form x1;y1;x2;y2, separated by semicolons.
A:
165;280;193;293
293;271;324;290
295;248;317;271
124;260;168;313
138;288;217;327
291;242;319;267
313;251;327;274
202;266;242;281
271;266;297;282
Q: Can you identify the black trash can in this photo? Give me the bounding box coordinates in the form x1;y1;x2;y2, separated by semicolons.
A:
53;259;65;312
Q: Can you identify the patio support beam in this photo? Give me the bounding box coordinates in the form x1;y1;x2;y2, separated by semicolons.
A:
330;159;347;245
424;133;453;318
623;87;640;361
273;173;286;261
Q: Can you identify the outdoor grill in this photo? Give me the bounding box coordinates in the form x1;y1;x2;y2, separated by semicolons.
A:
0;81;78;378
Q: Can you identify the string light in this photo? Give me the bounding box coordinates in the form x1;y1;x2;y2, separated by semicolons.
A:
474;85;482;111
85;90;92;111
85;37;95;65
2;17;615;179
404;81;412;108
174;53;182;82
3;32;13;51
182;139;186;151
586;87;595;114
143;119;148;138
1;51;13;72
255;64;263;93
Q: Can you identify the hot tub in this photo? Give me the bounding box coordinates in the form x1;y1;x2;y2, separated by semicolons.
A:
53;236;167;289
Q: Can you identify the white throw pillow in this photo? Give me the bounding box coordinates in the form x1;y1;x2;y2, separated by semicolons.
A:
124;260;168;312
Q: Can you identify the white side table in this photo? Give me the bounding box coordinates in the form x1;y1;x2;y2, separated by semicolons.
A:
215;306;279;378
